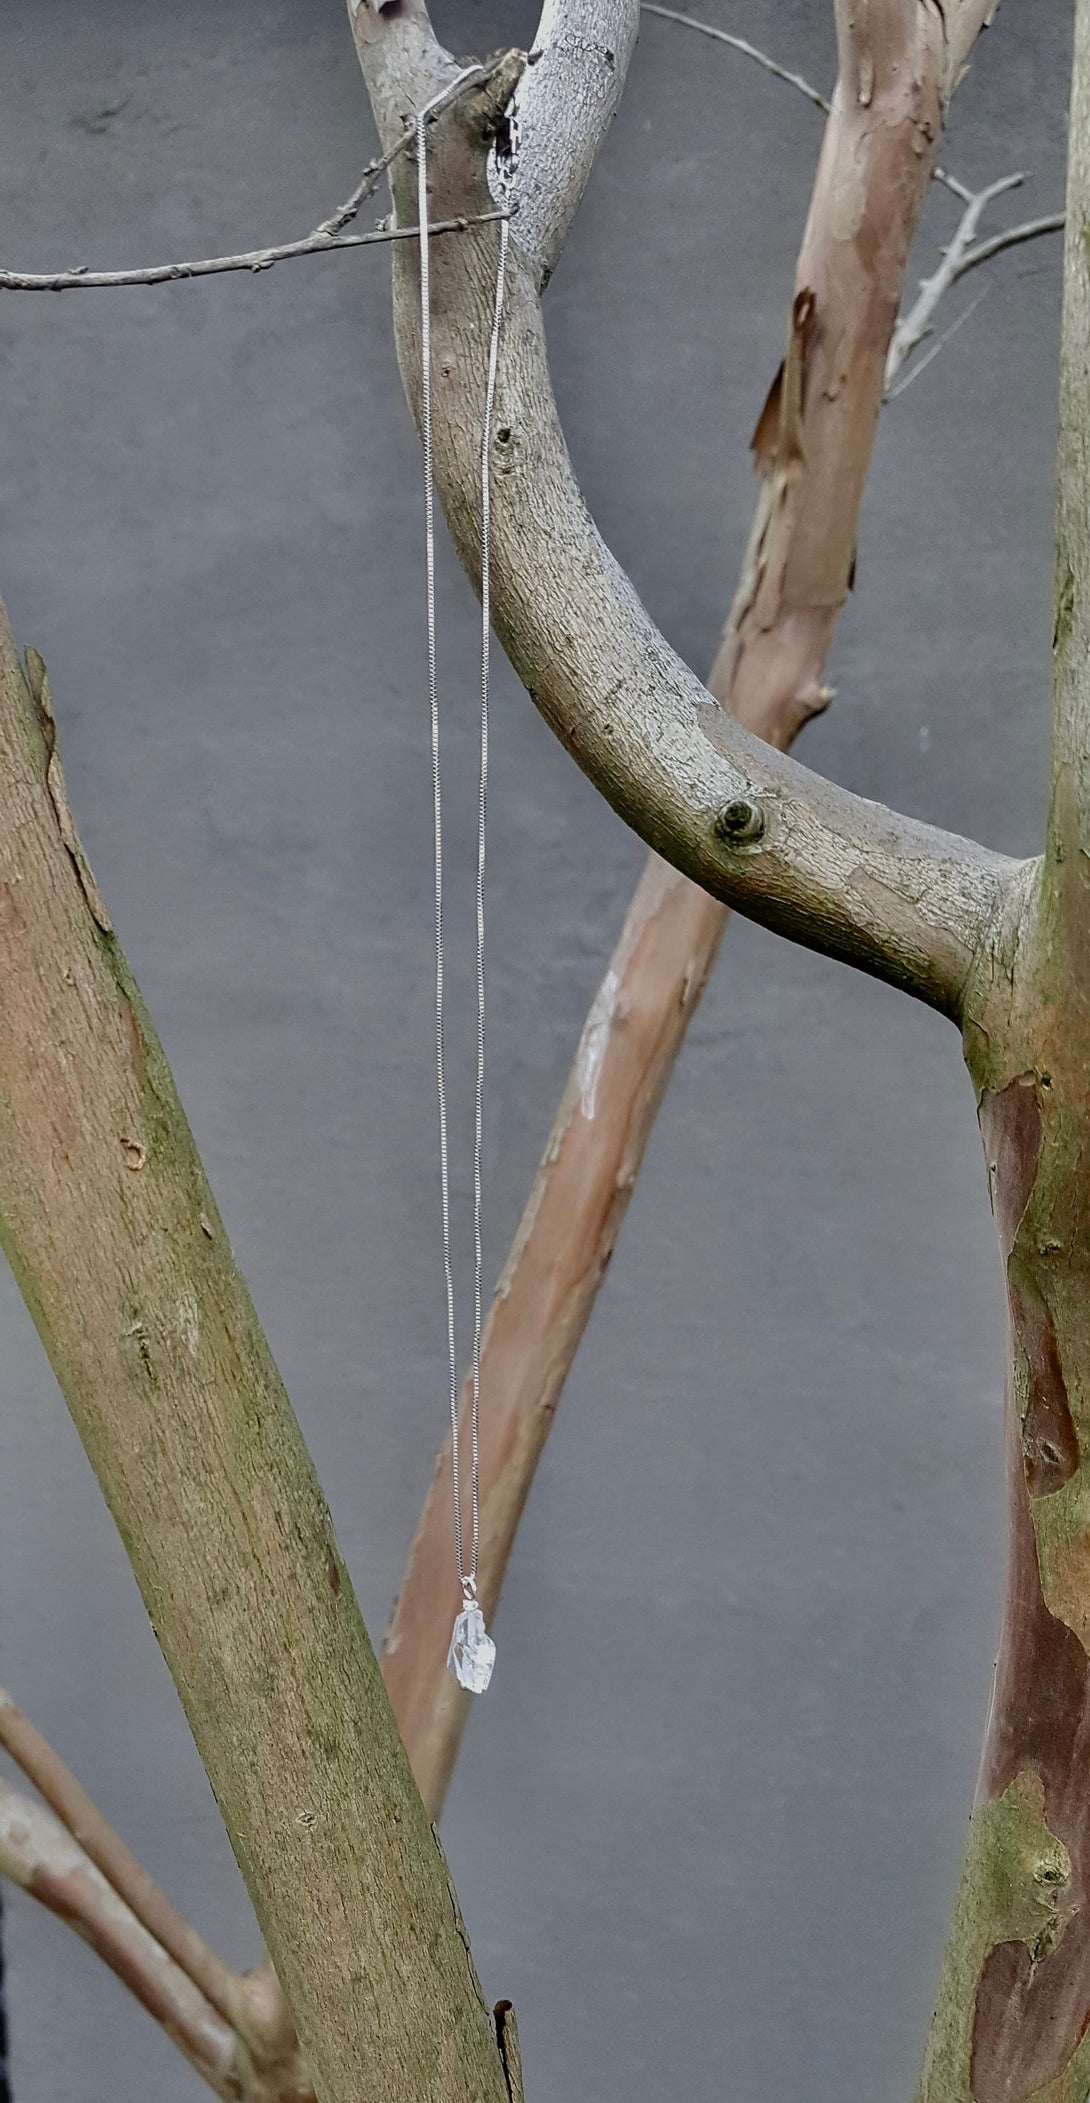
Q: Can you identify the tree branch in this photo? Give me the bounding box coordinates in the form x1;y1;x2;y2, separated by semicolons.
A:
0;211;510;294
351;18;1017;1020
639;4;972;203
0;1688;242;2035
506;2;640;288
710;0;966;731
958;210;1065;274
0;64;507;294
0;1780;239;2099
383;853;727;1811
377;0;1015;1807
944;0;1002;89
0;1686;315;2100
886;171;1060;392
640;5;833;116
0;630;510;2103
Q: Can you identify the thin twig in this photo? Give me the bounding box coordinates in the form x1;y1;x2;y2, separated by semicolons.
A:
957;210;1066;276
886;169;1026;387
886;175;1064;393
887;283;992;397
0;210;510;294
0;1688;241;2034
638;2;970;199
0;60;513;294
639;4;831;113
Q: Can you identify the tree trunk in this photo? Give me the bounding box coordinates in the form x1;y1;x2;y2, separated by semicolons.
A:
918;12;1090;2094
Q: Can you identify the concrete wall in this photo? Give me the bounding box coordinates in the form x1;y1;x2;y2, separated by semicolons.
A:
0;3;1071;2097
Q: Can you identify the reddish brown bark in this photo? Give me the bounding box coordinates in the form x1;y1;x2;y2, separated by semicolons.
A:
966;1079;1090;2101
710;0;947;725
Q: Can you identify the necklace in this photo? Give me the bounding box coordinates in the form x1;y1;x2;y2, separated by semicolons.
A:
415;76;514;1695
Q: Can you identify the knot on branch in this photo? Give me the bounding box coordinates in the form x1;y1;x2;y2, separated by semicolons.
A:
713;797;766;847
459;51;528;146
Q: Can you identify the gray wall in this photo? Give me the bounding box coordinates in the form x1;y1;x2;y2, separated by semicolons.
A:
0;3;1071;2098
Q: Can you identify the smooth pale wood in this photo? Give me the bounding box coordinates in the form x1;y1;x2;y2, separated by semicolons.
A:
0;618;508;2103
351;12;1014;1021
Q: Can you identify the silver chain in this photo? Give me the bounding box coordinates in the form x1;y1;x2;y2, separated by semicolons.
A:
416;80;512;1604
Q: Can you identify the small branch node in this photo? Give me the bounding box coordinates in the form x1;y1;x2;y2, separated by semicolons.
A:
713;797;765;846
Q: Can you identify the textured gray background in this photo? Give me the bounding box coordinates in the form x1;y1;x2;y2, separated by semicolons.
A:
0;3;1072;2098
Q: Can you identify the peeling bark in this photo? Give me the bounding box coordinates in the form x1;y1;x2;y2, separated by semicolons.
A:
710;0;948;731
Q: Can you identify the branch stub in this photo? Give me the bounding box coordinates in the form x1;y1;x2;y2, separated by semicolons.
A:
713;797;765;846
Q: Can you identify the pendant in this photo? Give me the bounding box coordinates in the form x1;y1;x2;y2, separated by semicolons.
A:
448;1596;496;1694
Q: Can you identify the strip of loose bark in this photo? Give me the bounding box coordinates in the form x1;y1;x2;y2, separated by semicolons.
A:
378;0;1005;1817
712;0;957;727
0;625;509;2103
0;1780;240;2098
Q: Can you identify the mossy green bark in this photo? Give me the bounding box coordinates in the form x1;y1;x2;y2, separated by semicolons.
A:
918;1775;1072;2103
918;11;1090;2094
0;612;510;2103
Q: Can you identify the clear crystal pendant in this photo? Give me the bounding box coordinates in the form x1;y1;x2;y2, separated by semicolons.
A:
448;1595;496;1694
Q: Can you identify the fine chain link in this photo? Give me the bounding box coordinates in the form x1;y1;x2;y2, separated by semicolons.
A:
416;78;511;1606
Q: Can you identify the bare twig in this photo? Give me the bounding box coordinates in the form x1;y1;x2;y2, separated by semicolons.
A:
0;1686;315;2098
886;175;1064;392
958;210;1066;275
887;169;1024;387
0;1779;239;2099
640;4;831;113
0;60;513;294
0;210;510;294
638;3;971;200
887;284;992;398
0;1688;242;2033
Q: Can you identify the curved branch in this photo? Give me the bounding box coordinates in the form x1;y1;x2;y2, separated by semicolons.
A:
506;1;641;288
0;1781;239;2099
371;0;1013;1806
351;26;1018;1020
